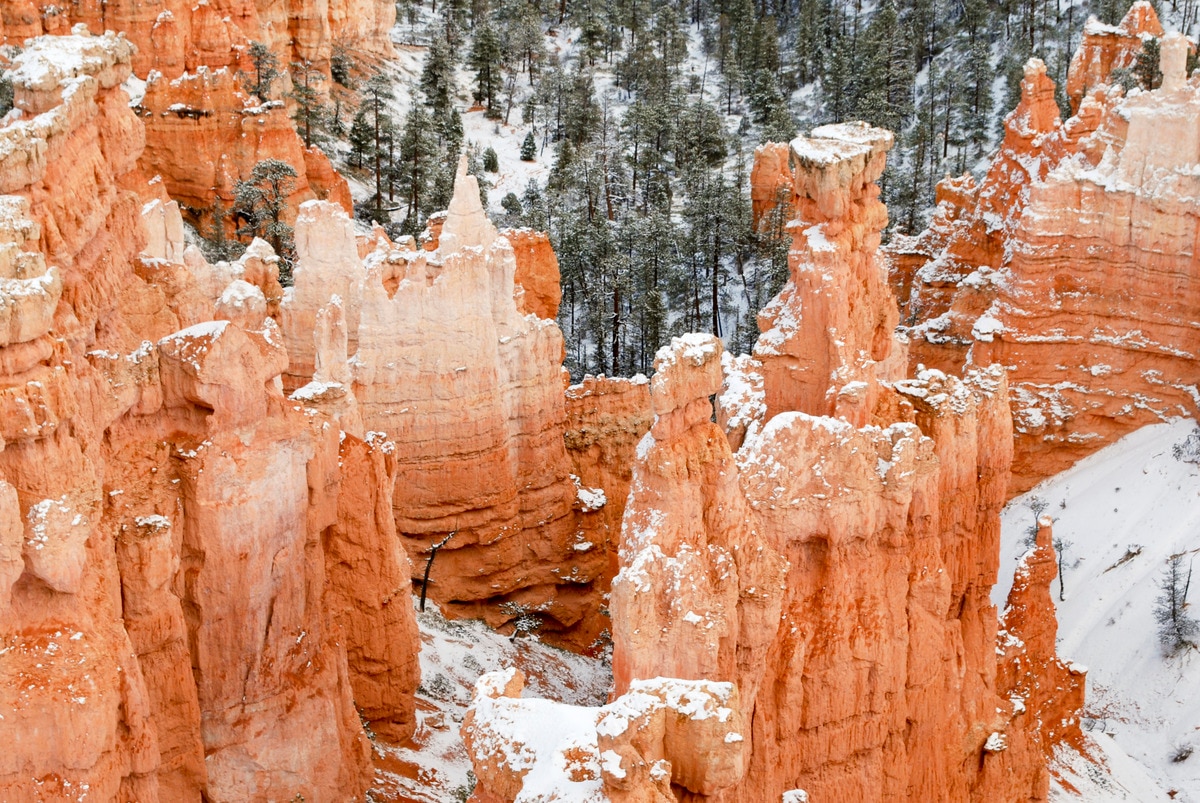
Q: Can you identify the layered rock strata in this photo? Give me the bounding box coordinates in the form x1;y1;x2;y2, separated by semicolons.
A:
279;163;628;649
0;0;395;78
2;0;370;234
888;15;1200;490
138;67;352;226
753;122;906;425
465;124;1083;802
0;30;416;800
563;374;653;602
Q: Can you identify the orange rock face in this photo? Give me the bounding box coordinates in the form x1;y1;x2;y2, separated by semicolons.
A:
503;228;563;320
138;67;351;227
749;140;794;230
325;432;421;742
995;519;1087;773
279;167;624;650
563;374;653;602
1066;1;1163;113
465;122;1083;802
0;0;396;77
887;57;1077;377
753;123;905;425
890;25;1200;492
0;30;417;801
2;0;373;234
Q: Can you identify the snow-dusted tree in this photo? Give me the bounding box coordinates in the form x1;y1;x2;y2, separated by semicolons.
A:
520;131;537;161
499;601;543;641
469;20;503;113
200;197;245;263
500;192;523;225
1156;554;1198;656
395;104;440;235
520;179;547;230
1136;37;1163;90
289;60;329;150
233;159;296;280
421;25;457;120
357;73;397;224
0;70;12;117
331;41;355;87
241;41;280;101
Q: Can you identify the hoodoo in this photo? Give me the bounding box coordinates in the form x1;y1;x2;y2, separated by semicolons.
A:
464;124;1082;803
0;30;413;800
891;5;1200;491
5;1;1197;799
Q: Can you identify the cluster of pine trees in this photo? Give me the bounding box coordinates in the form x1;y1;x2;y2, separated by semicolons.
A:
202;0;1191;374
490;0;1170;377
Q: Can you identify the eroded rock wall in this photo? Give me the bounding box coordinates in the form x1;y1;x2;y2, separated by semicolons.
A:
137;66;351;225
0;0;395;77
888;14;1200;491
753;122;906;425
464;124;1081;803
279;165;631;650
0;30;415;800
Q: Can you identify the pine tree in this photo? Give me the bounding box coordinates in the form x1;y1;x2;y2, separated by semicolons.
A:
470;20;503;112
242;41;280;101
563;67;601;144
233;158;297;280
331;42;355;87
421;26;457;119
289;60;329;150
200;197;245;263
395;105;441;234
500;192;523;225
1156;554;1198;656
521;179;548;230
358;73;398;224
520;131;537;161
854;0;913;134
0;72;12;117
676;101;728;169
1136;37;1163;90
483;146;499;172
349;109;374;169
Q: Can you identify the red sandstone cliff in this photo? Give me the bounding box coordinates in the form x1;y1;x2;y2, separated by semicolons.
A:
0;30;417;800
138;66;352;226
277;165;640;651
0;0;395;78
2;0;371;234
888;11;1200;492
463;124;1084;802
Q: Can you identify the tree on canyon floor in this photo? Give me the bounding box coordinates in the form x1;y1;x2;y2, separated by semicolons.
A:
1155;553;1199;656
233;158;298;282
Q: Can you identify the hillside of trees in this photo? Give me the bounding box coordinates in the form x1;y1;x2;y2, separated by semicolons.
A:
223;0;1196;379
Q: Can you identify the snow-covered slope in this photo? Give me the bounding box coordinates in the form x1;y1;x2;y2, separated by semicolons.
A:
370;602;611;802
997;419;1200;801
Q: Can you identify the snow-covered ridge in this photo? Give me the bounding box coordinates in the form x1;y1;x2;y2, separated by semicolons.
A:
998;419;1200;799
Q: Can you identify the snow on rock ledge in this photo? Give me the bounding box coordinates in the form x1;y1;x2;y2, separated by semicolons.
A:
462;669;746;801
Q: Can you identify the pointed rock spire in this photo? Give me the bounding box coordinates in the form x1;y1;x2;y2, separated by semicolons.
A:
438;154;498;255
